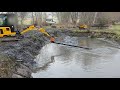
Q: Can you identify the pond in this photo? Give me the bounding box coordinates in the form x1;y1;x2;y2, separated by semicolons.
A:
32;36;120;78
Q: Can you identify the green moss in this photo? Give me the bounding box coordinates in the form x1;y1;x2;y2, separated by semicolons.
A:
72;30;89;33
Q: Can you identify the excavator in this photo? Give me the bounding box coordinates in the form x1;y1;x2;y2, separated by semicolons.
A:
0;14;51;41
78;24;88;30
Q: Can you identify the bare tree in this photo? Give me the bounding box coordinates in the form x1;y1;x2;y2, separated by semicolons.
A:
56;12;71;25
93;12;98;24
56;12;62;24
34;12;43;25
56;12;96;26
70;12;79;25
18;12;28;29
31;12;35;24
42;12;47;23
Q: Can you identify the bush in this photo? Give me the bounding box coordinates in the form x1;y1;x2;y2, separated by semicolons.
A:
51;25;56;28
41;22;49;26
97;17;110;28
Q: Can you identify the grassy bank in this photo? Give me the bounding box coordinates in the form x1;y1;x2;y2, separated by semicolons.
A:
70;25;120;40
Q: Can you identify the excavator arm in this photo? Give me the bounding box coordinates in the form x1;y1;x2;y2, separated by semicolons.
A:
20;25;51;37
39;28;51;37
20;25;38;35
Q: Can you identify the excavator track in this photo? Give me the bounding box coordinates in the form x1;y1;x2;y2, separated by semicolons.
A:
0;37;21;42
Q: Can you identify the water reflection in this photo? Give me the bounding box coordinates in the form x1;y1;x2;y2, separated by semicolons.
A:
51;46;73;65
81;53;100;71
79;38;90;47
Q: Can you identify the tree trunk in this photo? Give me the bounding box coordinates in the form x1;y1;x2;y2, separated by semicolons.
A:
93;12;98;24
32;12;34;24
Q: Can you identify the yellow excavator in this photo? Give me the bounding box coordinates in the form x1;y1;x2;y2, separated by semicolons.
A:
0;14;51;41
78;24;88;30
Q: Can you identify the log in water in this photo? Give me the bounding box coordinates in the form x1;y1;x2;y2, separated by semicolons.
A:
54;42;92;50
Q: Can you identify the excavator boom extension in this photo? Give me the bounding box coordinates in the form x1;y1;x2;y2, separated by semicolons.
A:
39;28;50;37
20;25;51;37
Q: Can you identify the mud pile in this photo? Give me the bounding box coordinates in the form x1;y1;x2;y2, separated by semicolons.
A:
0;31;47;78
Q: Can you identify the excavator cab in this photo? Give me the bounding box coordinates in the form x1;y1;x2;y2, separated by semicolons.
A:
0;14;17;37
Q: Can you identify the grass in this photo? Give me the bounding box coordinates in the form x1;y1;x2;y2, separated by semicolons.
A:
72;29;89;33
63;25;120;40
42;26;51;29
72;25;120;35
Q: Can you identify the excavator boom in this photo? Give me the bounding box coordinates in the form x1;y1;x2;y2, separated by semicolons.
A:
20;25;51;37
20;25;37;35
39;28;50;37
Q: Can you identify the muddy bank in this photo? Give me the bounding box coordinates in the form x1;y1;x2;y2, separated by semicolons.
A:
0;31;47;78
69;31;120;45
46;28;120;45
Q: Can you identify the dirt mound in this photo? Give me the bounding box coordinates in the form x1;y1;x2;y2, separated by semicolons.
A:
0;31;47;78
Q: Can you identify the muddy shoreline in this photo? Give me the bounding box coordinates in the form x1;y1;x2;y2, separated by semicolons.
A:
1;28;120;78
48;28;120;45
0;31;47;78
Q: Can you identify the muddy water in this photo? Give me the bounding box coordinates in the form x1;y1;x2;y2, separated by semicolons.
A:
32;36;120;78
